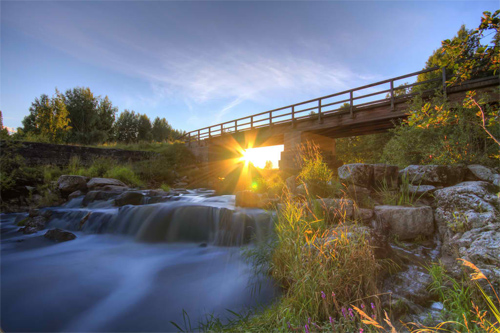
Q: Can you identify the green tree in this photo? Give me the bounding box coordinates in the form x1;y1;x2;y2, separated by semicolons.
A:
0;110;10;139
27;90;71;143
115;110;139;143
137;114;153;142
152;117;172;142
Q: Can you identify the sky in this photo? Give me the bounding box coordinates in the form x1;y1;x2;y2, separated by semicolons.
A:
1;0;498;133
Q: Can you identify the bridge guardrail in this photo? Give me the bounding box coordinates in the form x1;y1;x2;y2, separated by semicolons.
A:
183;63;494;144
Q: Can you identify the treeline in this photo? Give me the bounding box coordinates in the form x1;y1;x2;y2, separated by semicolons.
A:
12;87;184;145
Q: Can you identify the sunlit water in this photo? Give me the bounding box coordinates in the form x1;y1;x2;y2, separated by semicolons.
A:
1;192;278;332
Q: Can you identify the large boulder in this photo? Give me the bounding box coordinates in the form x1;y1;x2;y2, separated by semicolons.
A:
465;165;495;182
45;229;76;242
338;163;373;187
87;178;127;190
374;205;434;240
434;181;499;237
57;175;88;195
400;165;465;186
114;191;144;206
373;164;399;190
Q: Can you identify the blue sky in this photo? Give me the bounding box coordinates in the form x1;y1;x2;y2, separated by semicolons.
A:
1;1;497;132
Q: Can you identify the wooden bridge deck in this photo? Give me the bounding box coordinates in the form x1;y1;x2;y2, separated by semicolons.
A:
184;66;499;146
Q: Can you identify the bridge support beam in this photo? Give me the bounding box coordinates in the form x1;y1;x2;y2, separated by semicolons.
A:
279;131;338;173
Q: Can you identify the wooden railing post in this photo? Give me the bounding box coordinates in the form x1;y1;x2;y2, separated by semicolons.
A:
442;67;447;98
318;99;322;123
349;91;354;118
198;130;200;142
188;132;191;147
291;106;295;127
390;80;395;111
251;116;254;129
235;120;238;132
221;124;223;135
269;111;272;126
208;127;211;138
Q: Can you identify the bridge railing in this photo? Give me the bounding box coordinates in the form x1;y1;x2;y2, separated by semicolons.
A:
183;63;490;144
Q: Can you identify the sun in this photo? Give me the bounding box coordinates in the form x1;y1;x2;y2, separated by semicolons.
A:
239;145;284;169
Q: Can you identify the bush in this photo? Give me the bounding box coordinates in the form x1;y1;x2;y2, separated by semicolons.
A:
297;142;334;198
104;166;143;187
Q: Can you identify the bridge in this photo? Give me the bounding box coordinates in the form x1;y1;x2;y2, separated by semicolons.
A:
184;66;499;172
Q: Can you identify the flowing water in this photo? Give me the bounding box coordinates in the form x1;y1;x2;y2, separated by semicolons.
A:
1;191;279;332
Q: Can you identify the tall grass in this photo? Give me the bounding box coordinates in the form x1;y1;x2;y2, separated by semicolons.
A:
376;173;423;206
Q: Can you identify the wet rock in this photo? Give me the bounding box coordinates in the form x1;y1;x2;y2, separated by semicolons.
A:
115;191;144;206
87;178;127;190
57;175;88;196
373;164;399;190
338;163;373;187
22;216;48;234
68;190;84;200
28;208;40;218
44;229;76;242
40;210;52;219
400;165;465;186
434;181;499;237
79;212;91;230
82;190;123;206
466;164;495;182
383;265;433;306
370;219;393;260
374;205;434;240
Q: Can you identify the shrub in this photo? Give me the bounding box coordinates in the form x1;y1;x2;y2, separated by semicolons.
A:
104;166;143;187
297;142;334;198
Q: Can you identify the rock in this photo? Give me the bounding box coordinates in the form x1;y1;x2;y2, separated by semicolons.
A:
40;210;52;219
44;229;76;242
338;163;373;187
68;190;84;200
466;165;495;182
356;208;374;224
347;185;371;202
235;191;264;208
285;176;297;195
114;191;144;206
374;205;434;240
296;184;306;196
383;265;433;306
373;164;399;190
82;190;123;206
28;208;40;218
22;216;47;234
434;181;499;237
408;185;437;197
492;174;500;188
57;175;88;195
315;198;355;221
400;165;465;186
79;212;91;230
100;185;130;192
87;178;127;190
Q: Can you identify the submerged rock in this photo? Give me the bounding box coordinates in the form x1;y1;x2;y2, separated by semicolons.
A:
44;229;76;242
374;205;434;240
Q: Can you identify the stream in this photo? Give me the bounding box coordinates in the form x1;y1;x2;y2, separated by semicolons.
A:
1;191;279;332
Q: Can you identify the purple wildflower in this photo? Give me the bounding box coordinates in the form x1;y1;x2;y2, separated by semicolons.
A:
321;291;326;299
349;308;354;320
371;302;375;310
361;303;365;309
341;307;346;318
329;316;333;324
287;322;291;330
305;324;310;333
308;317;311;324
371;314;376;319
359;329;364;333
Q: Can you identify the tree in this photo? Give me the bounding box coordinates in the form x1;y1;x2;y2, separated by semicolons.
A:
64;87;116;144
264;160;273;170
115;110;139;143
0;110;10;139
152;117;172;142
137;114;153;142
26;89;72;143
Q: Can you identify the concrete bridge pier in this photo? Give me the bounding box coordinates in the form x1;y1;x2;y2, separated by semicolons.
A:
279;131;338;173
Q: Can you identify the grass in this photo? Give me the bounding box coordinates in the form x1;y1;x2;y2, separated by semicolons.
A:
376;173;423;206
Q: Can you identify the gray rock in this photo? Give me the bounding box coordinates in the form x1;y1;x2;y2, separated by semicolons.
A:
374;205;434;240
87;178;127;190
408;184;437;197
434;181;499;237
57;175;88;195
22;216;47;234
45;229;76;242
383;265;433;306
492;174;500;188
68;190;84;200
114;191;144;206
356;208;374;224
100;185;130;192
338;163;373;187
373;164;399;190
82;190;123;206
400;165;465;186
466;165;495;182
347;184;371;200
